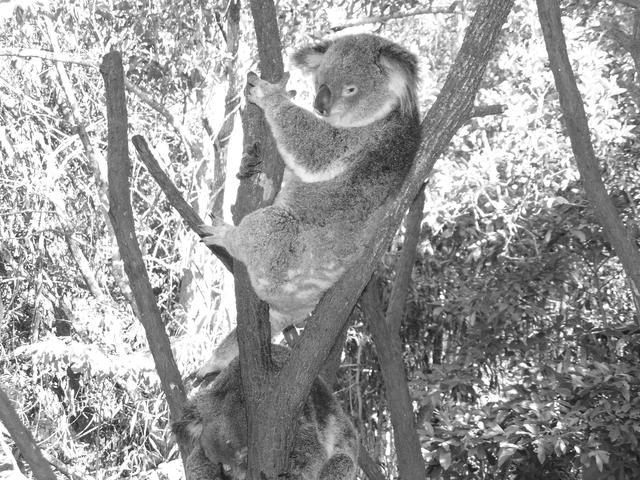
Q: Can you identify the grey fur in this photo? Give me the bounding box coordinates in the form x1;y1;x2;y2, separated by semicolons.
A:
199;34;420;375
174;345;358;480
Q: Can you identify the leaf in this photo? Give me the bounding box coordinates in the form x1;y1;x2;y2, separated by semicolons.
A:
570;229;587;242
497;447;516;467
439;449;452;471
537;442;547;465
554;438;566;456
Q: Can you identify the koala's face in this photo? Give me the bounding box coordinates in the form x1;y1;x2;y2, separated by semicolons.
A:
293;34;418;128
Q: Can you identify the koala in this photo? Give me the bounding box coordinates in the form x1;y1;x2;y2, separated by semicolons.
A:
199;34;420;375
173;345;359;480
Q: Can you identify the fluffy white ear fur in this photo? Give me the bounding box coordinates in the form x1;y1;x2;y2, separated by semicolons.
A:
292;41;331;73
379;55;417;117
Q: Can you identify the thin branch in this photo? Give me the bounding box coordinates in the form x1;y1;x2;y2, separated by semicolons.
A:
0;47;193;148
0;387;57;480
471;104;507;118
131;135;234;272
331;2;460;31
43;16;108;302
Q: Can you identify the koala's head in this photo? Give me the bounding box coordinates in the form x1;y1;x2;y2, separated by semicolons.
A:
292;34;418;128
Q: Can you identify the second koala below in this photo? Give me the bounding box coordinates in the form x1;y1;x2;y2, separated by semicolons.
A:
199;34;421;375
173;345;359;480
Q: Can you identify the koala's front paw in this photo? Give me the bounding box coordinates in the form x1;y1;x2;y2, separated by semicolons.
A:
198;219;233;247
246;71;291;109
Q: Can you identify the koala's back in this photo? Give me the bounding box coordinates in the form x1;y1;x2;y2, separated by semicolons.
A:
174;346;358;480
252;111;419;316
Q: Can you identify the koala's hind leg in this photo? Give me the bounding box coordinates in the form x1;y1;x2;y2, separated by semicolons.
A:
185;444;228;480
318;453;357;480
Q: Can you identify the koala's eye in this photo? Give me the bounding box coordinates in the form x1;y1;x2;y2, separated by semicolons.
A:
343;85;358;96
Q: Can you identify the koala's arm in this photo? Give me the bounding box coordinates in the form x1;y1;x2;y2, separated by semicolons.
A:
265;98;358;182
248;76;358;182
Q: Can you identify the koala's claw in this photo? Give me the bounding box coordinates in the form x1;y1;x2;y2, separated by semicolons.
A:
246;71;291;107
198;220;232;247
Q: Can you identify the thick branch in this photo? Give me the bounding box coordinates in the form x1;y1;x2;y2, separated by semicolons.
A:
331;3;460;31
537;0;640;304
131;136;234;272
0;387;57;480
386;186;425;336
99;52;188;462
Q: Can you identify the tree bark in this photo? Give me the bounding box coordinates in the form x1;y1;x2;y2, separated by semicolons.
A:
233;1;514;478
362;276;425;480
537;0;640;308
232;1;288;478
99;51;188;463
361;186;425;480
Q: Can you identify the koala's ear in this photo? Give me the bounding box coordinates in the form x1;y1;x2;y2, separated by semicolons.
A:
292;40;332;73
378;42;418;84
378;42;419;115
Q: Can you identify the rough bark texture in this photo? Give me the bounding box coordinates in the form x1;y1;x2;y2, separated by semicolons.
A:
99;52;188;463
537;0;640;306
231;1;290;479
232;1;514;478
0;386;57;480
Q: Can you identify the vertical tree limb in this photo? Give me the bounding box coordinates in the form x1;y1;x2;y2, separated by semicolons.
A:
362;275;425;480
537;0;640;308
231;0;288;478
0;386;56;480
99;51;188;463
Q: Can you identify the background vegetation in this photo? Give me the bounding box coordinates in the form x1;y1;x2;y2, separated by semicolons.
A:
0;0;639;479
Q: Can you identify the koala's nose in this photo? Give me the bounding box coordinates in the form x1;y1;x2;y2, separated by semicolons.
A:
314;84;331;116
